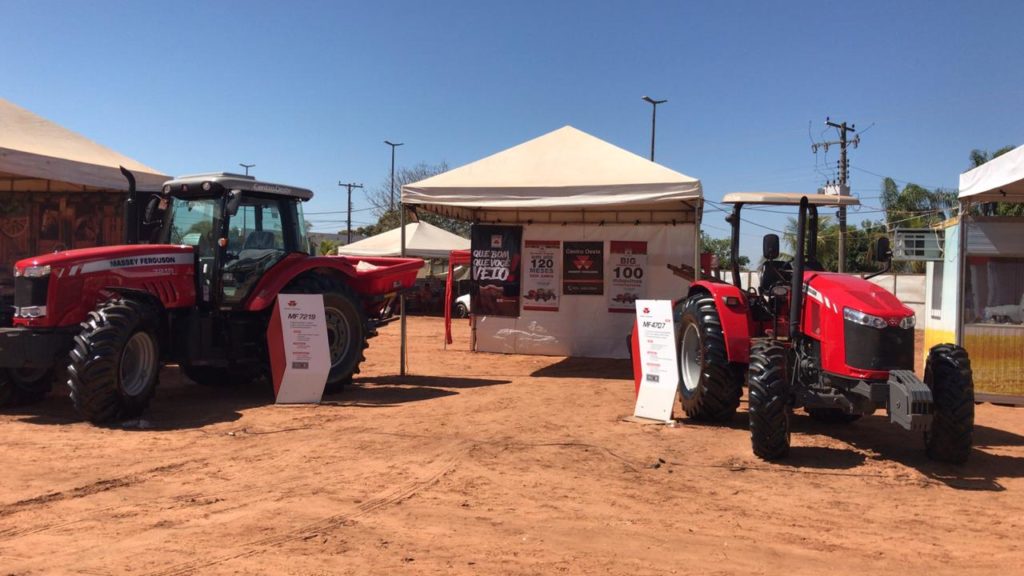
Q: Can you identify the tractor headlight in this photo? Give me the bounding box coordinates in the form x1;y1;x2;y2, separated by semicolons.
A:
843;307;888;330
899;314;916;329
14;265;51;278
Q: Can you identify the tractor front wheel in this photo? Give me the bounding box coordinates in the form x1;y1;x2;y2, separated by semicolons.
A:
748;340;791;460
677;294;743;422
68;298;161;423
924;344;974;464
0;366;56;407
284;275;368;394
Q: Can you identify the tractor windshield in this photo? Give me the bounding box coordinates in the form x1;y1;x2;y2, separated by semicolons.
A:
166;197;220;256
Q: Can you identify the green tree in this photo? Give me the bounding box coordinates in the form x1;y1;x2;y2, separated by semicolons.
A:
782;216;885;273
364;161;470;238
700;231;749;271
318;239;337;256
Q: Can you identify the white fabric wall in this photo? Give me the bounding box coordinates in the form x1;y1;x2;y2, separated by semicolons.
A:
474;223;694;359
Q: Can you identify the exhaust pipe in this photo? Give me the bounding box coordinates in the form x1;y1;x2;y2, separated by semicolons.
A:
120;166;139;245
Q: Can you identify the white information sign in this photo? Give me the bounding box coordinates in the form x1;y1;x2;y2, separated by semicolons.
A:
271;293;331;404
633;299;679;422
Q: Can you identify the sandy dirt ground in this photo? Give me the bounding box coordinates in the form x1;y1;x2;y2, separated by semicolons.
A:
1;317;1022;575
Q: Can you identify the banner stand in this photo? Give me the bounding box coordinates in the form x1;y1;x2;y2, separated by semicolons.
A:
267;293;331;404
631;299;680;423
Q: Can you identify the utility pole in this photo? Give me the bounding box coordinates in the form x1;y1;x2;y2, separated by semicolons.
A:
811;117;859;272
239;163;255;176
338;182;363;245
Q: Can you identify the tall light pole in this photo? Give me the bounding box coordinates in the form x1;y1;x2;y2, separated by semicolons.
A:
642;96;667;161
384;140;403;211
239;162;255;176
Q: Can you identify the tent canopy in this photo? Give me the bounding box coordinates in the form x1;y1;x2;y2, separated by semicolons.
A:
337;221;469;259
0;99;168;192
403;126;702;224
959;144;1024;202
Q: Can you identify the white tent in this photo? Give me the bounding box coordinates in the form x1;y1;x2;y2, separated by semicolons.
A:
403;125;702;359
959;143;1024;201
404;125;701;222
337;221;469;259
0;98;167;192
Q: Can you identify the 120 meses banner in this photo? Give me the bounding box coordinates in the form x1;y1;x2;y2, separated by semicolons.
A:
470;224;522;317
522;239;560;311
608;241;647;313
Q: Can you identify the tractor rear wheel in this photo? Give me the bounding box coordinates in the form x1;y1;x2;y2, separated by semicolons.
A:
284;274;368;394
748;340;790;460
0;366;56;407
68;298;161;423
924;344;974;464
677;293;743;422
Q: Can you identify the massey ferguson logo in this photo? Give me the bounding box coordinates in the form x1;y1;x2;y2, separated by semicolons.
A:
642;307;650;314
288;300;297;307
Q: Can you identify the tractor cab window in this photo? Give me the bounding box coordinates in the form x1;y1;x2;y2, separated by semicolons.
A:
222;197;289;304
167;198;220;256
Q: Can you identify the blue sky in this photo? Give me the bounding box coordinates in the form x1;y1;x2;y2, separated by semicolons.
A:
3;1;1022;260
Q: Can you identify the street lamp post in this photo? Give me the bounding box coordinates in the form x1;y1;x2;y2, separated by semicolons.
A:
641;96;667;161
384;140;404;211
239;162;255;176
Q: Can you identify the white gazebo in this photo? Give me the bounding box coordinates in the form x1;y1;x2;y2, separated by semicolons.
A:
403;125;702;359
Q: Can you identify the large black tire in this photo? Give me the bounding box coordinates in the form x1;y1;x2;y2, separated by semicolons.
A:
748;340;790;460
68;298;161;423
676;294;744;422
283;274;368;395
806;408;862;424
0;366;56;407
924;344;974;464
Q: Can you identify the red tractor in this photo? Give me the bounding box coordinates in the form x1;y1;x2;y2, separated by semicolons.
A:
678;193;973;462
0;172;421;422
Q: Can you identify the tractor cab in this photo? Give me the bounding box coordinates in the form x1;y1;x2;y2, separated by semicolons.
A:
151;173;313;308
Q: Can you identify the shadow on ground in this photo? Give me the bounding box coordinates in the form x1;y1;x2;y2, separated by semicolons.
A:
531;357;633;380
789;411;1024;491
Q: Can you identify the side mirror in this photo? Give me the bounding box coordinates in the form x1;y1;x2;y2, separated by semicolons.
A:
763;234;780;261
875;237;892;263
225;189;243;217
143;196;165;224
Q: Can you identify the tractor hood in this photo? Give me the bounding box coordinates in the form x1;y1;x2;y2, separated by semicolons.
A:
805;272;913;320
15;244;195;275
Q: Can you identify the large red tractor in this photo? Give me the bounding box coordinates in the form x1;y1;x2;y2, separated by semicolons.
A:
0;172;421;422
678;193;973;462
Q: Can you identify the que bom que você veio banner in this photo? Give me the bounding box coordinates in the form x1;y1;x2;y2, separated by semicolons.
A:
470;224;522;317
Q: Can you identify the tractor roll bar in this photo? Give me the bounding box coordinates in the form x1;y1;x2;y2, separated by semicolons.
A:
790;196;808;340
727;203;743;290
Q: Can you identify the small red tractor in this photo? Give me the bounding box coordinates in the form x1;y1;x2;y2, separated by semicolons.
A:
0;172;421;422
677;192;973;462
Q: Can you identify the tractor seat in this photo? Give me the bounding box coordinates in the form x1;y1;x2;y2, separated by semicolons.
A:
760;260;791;293
242;230;278;251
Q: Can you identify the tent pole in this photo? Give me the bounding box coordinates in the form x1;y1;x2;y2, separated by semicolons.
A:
955;200;968;347
400;203;407;375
